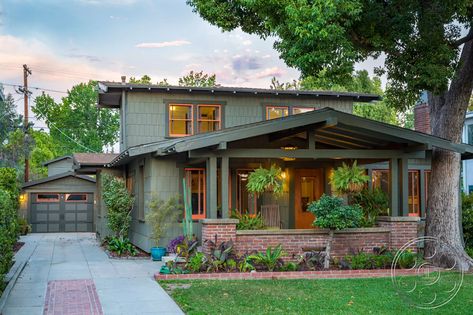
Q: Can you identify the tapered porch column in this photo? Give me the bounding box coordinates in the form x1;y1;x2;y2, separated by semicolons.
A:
207;156;218;218
389;158;399;216
400;158;409;216
220;156;229;218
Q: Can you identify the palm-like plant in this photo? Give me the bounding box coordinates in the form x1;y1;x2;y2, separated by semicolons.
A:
248;244;285;271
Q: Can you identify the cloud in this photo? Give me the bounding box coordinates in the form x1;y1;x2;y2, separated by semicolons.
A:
232;55;262;71
242;40;252;46
77;0;138;5
254;67;285;79
135;40;191;49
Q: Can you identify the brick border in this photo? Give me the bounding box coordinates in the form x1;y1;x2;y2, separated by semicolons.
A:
156;268;425;281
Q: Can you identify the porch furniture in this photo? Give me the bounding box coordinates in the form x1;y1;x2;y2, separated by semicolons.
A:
261;205;282;228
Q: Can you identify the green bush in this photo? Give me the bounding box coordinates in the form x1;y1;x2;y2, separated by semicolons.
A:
102;173;134;238
0;189;18;283
466;247;473;258
308;194;363;230
248;244;285;271
107;236;137;256
462;193;473;248
186;252;205;273
231;210;266;230
352;188;389;227
146;196;181;247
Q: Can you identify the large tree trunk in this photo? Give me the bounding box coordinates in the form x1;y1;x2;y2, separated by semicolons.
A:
426;32;473;271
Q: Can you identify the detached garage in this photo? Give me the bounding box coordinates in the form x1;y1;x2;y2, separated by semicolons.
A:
21;172;96;233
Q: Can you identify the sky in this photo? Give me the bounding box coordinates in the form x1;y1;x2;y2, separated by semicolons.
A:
0;0;384;130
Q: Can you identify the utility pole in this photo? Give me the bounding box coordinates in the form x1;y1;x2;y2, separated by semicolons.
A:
23;64;32;182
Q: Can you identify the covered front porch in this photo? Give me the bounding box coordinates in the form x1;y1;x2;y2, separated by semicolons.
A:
176;108;471;228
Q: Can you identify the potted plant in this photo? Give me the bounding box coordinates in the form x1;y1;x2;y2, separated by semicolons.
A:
246;164;284;196
146;196;181;261
330;161;370;200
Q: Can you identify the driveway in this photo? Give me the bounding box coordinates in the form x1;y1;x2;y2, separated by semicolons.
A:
3;233;183;315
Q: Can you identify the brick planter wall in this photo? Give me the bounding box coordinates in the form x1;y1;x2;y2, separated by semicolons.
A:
377;216;420;252
201;216;420;259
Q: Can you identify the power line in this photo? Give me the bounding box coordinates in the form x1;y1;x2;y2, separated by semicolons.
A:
0;82;68;94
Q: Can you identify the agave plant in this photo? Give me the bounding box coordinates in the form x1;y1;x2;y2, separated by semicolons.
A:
248;244;285;271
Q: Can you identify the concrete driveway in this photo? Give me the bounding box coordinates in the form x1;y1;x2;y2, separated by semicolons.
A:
3;233;183;315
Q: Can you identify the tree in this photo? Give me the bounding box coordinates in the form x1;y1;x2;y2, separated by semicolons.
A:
188;0;473;269
0;93;22;146
178;70;217;87
33;81;120;155
129;75;152;84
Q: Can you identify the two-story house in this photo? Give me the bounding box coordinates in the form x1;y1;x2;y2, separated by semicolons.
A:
96;78;473;251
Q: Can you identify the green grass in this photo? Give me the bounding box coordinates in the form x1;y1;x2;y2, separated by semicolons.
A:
160;273;473;314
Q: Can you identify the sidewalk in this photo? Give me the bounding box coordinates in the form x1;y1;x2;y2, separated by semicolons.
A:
2;233;183;315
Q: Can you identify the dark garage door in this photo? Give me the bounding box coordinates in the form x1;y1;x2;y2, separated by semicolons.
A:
30;193;94;232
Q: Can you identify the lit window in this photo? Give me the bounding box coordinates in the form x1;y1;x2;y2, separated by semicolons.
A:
372;170;389;195
65;194;87;202
408;170;420;216
37;194;59;202
198;105;221;133
169;104;193;136
293;107;315;115
266;106;289;120
236;169;257;216
185;168;206;220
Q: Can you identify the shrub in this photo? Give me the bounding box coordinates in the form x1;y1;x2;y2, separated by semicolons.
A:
102;173;134;238
308;194;363;230
466;247;473;258
330;161;369;195
186;252;205;273
246;165;284;196
107;236;137;256
352;188;389;227
0;189;19;281
462;193;473;248
231;210;265;230
167;235;185;254
280;261;298;272
146;196;181;247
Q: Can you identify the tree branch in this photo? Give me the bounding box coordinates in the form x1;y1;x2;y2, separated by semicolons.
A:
453;28;473;47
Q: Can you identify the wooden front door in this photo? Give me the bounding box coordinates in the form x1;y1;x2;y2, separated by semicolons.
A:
295;169;324;229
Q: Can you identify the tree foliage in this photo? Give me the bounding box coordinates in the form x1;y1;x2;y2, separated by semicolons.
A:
33;81;120;155
178;70;217;87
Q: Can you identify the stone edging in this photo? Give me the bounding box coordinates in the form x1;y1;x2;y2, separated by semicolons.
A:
0;260;27;313
236;227;390;236
377;216;420;222
156;269;422;281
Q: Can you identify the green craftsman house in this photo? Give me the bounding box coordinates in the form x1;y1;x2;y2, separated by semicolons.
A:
95;79;473;251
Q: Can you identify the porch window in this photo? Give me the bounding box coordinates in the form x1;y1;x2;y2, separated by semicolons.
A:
198;105;221;133
266;106;289;120
236;169;257;215
372;170;389;195
169;104;193;137
408;170;420;216
293;107;315;115
185;168;206;219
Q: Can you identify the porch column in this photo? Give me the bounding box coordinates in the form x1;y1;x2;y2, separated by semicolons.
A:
221;156;229;218
419;170;426;217
400;158;409;216
389;158;399;216
207;156;218;218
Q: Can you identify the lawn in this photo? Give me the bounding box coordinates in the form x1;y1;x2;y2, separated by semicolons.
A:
160;273;473;314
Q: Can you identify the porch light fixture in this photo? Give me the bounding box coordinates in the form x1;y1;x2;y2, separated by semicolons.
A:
281;157;296;161
281;144;298;151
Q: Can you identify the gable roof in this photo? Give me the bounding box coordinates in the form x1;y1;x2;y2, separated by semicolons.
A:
73;153;118;166
22;171;96;189
42;155;73;166
108;108;473;166
97;82;381;108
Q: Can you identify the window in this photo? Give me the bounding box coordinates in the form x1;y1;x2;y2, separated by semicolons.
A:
468;124;473;144
169;104;193;136
236;169;257;216
408;170;420;216
65;194;87;202
185;168;206;219
372;170;389;195
37;194;59;202
293;107;315;115
300;176;317;212
266;106;289;120
198;105;221;133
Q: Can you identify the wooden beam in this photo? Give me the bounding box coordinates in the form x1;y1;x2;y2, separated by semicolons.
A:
315;134;371;149
317;128;381;146
188;149;425;159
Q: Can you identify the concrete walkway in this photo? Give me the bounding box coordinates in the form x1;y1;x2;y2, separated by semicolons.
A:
3;233;183;315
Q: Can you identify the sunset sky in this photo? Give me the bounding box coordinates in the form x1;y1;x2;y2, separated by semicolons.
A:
0;0;383;129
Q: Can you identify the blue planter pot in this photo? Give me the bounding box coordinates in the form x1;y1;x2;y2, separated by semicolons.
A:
151;247;166;261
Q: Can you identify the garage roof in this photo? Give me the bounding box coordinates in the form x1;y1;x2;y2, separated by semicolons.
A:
22;172;96;189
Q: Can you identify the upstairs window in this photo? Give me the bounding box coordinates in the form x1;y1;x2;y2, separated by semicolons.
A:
198;105;221;133
169;104;193;137
293;107;315;115
266;106;289;120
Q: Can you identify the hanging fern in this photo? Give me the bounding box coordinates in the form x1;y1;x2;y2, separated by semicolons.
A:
246;165;284;196
330;161;370;195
